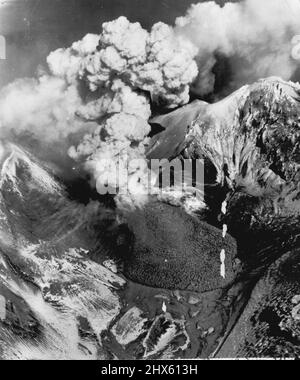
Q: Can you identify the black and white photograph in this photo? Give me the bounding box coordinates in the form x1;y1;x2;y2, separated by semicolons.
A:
0;0;300;363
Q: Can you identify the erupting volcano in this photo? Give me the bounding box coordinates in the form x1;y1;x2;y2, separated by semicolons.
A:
0;0;300;360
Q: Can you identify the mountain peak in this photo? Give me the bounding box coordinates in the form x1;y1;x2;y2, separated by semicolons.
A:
190;77;300;196
0;143;63;196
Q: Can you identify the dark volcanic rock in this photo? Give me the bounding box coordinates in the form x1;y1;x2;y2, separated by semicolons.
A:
123;200;239;292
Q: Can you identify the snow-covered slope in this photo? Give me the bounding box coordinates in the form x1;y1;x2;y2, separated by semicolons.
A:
0;144;126;359
0;144;63;196
189;78;300;200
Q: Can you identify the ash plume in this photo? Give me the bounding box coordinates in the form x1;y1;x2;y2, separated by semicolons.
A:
50;16;198;208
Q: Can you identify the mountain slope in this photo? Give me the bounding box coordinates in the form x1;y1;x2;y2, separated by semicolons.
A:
0;143;126;360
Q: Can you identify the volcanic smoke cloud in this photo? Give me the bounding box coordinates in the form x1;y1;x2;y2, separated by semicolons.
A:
0;0;300;208
59;18;199;208
176;0;300;95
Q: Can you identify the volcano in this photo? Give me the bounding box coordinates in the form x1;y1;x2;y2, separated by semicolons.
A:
0;77;299;359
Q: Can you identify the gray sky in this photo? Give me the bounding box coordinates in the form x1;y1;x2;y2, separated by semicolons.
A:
0;0;235;87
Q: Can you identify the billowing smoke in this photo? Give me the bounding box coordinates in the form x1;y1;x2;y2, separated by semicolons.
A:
175;0;300;96
0;75;97;178
50;16;198;208
0;35;100;145
0;76;82;141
